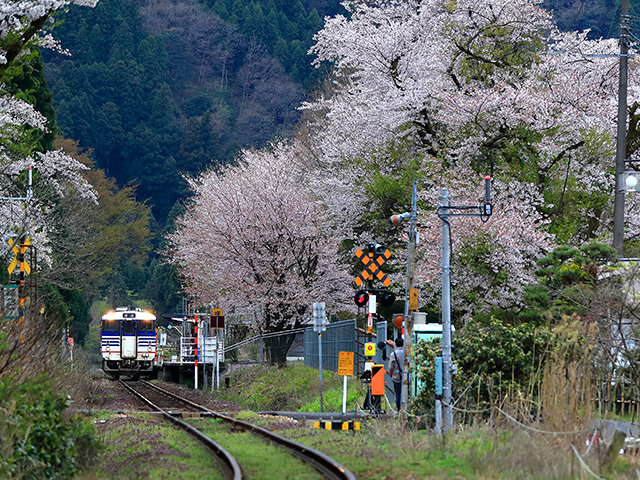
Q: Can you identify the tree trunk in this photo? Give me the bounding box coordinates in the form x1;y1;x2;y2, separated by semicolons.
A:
264;332;295;367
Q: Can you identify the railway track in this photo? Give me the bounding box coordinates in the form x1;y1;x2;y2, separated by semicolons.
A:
118;379;357;480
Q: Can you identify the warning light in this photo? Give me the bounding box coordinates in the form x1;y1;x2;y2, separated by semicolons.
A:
379;290;396;308
354;291;369;307
393;314;404;329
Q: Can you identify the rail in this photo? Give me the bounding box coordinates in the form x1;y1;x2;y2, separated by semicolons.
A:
124;380;357;480
117;380;242;480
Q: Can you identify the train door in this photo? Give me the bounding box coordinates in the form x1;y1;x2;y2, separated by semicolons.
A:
121;320;137;358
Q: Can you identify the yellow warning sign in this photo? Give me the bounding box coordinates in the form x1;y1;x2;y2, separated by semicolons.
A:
338;351;354;376
364;342;376;357
409;288;419;311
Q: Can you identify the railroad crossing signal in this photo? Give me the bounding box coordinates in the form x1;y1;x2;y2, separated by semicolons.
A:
7;237;31;274
354;246;391;288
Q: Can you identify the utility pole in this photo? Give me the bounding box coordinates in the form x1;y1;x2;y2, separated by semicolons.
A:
390;179;418;408
403;180;417;405
436;178;493;434
440;188;453;432
614;0;630;256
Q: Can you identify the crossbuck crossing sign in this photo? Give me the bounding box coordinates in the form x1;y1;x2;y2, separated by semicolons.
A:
7;237;31;275
353;247;391;288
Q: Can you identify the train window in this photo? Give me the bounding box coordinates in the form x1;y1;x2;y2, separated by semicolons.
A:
101;320;119;332
122;320;135;334
138;320;155;332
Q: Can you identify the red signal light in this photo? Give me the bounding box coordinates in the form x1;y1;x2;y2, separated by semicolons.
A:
354;291;369;307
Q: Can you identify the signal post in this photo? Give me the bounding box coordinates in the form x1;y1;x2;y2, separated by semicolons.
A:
354;242;396;413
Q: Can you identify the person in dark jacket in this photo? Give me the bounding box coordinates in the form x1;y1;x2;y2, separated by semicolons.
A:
388;336;404;411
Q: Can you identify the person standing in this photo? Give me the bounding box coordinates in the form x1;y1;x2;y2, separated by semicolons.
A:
388;336;404;412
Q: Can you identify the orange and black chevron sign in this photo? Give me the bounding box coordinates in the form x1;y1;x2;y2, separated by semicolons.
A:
354;248;391;288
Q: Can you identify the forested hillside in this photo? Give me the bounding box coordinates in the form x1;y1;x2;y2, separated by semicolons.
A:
543;0;640;37
205;0;343;88
44;0;321;224
38;0;640;324
45;0;634;226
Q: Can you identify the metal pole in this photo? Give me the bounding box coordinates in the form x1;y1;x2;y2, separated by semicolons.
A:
614;0;630;255
402;180;418;406
440;188;453;432
215;318;220;389
342;375;348;414
318;330;323;412
212;317;216;392
203;320;208;390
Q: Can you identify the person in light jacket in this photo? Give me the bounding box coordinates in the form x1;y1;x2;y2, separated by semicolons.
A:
387;336;404;411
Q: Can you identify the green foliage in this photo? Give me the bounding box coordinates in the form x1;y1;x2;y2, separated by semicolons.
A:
456;22;544;88
543;0;640;39
218;363;358;412
54;139;154;308
83;325;103;367
5;51;58;152
0;375;100;479
45;0;307;224
413;317;553;416
349;139;431;246
206;0;343;89
518;242;617;322
58;288;91;345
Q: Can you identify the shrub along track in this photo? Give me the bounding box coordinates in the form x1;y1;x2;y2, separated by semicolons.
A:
118;379;358;480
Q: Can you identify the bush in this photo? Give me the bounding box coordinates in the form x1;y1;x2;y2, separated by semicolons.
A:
0;375;100;479
413;317;553;420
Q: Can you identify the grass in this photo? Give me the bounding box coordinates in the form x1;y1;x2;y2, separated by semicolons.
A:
218;362;365;412
75;363;640;479
188;417;321;480
214;364;640;480
76;412;223;480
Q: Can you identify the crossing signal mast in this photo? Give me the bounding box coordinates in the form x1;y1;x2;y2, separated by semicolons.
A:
436;176;493;434
3;167;36;328
353;242;396;332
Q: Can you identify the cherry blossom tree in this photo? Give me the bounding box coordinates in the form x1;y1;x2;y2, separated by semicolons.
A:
168;141;352;364
301;0;636;318
0;0;98;266
0;0;97;71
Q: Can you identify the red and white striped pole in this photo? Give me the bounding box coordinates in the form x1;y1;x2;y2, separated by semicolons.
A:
194;315;198;389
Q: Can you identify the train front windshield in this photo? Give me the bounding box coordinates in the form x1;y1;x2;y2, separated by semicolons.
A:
102;320;119;332
138;320;155;332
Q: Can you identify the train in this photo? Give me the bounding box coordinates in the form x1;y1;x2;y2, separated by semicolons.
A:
101;306;157;379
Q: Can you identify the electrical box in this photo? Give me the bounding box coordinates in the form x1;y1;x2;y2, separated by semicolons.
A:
371;364;385;396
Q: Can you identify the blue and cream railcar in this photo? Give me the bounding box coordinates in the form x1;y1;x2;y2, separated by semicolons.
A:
101;307;157;379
